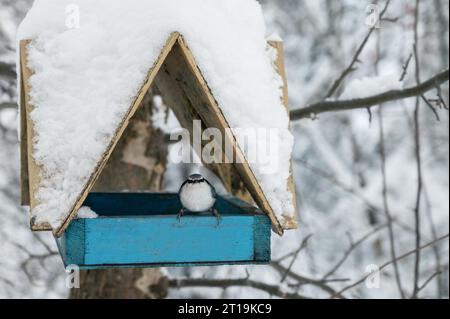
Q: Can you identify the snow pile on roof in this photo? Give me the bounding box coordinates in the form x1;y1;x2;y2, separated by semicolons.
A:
18;0;294;229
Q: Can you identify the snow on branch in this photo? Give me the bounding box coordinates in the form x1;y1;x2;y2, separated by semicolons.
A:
290;69;449;121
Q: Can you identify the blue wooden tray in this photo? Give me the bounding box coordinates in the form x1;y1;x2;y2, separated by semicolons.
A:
56;193;271;269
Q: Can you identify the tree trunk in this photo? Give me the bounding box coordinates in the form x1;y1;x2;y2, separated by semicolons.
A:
70;93;169;299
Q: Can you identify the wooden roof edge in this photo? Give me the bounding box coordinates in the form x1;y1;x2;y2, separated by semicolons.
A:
20;39;51;231
19;41;30;206
268;39;299;231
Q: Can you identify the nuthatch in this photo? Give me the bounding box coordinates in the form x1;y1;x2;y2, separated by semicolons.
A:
178;174;220;224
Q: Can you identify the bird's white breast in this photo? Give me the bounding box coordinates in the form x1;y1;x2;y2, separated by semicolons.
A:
180;182;216;213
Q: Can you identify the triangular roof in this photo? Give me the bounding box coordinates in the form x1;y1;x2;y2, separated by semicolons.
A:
20;33;297;237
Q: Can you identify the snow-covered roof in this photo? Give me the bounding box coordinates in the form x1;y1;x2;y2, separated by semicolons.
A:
18;0;295;236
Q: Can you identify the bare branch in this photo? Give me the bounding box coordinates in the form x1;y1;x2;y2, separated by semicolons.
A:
423;185;445;298
436;85;448;110
0;276;14;288
270;261;345;298
418;270;443;294
169;277;310;299
290;1;447;124
399;53;414;82
381;16;400;23
378;104;405;298
412;1;423;298
297;159;420;237
322;224;388;280
290;69;449;121
280;234;313;283
275;235;312;263
332;234;449;298
420;95;440;121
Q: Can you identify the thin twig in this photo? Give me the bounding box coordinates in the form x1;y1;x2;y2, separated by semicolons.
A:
399;53;414;82
270;261;344;298
375;26;406;297
378;105;405;298
280;234;313;283
412;1;423;298
322;224;387;280
436;85;448;110
169;277;310;299
332;234;450;298
418;270;443;294
420;95;440;121
325;0;392;98
423;185;444;298
298;159;419;236
381;16;400;23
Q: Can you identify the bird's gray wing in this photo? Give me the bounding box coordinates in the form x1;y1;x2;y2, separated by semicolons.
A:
205;179;217;198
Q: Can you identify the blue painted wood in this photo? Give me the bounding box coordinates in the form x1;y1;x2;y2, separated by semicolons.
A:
57;193;271;269
82;193;257;216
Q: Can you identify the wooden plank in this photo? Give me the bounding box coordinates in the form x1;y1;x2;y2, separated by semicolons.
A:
54;33;180;237
85;216;256;264
268;41;289;107
168;37;284;235
56;220;85;265
83;192;257;216
19;51;30;206
268;40;298;230
20;40;52;231
253;215;272;261
71;261;270;270
58;193;271;268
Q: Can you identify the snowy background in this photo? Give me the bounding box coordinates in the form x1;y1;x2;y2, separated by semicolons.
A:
0;0;449;299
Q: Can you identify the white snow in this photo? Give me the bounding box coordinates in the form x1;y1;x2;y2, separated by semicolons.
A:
151;95;181;135
76;206;98;219
17;0;294;229
339;73;403;100
0;108;17;132
267;33;283;42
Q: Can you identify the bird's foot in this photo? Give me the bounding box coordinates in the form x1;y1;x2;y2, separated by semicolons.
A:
177;208;186;222
210;208;221;227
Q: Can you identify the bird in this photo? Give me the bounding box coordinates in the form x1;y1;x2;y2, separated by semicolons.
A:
178;174;220;225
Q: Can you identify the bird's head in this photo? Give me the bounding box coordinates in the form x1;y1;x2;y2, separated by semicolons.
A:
187;173;205;184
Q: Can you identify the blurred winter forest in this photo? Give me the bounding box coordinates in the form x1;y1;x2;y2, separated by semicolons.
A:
0;0;449;299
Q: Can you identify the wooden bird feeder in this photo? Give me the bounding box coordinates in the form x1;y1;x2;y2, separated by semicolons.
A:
19;32;297;269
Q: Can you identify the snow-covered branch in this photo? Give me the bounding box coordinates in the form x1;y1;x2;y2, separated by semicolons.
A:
290;69;449;121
